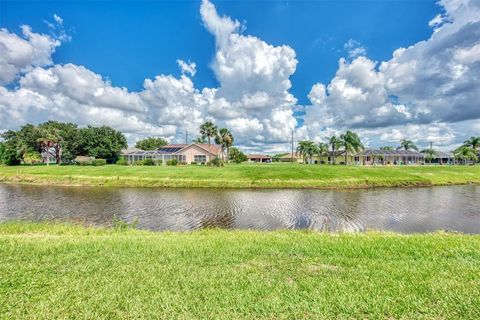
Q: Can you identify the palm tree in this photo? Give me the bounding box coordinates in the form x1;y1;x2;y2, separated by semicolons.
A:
215;128;234;161
199;121;218;159
297;140;317;164
463;136;480;152
422;148;438;164
36;127;62;165
397;138;418;151
454;146;478;165
380;146;394;151
317;142;328;164
329;136;341;165
339;131;364;165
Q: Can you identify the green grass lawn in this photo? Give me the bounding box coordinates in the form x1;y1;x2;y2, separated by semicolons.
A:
0;222;479;319
1;163;479;188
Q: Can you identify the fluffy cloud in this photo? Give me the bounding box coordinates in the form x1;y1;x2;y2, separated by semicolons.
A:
0;25;60;85
1;1;479;151
303;0;480;150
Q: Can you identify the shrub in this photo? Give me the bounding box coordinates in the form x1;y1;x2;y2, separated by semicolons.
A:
91;159;107;166
190;161;197;165
208;157;224;167
74;156;95;165
143;158;156;166
23;151;42;165
133;160;144;166
166;158;178;166
116;158;128;165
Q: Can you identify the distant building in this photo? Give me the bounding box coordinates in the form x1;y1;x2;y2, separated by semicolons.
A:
41;148;56;164
247;154;272;163
121;143;221;165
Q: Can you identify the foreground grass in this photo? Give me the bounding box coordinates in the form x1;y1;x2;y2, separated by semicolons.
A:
0;163;479;189
0;223;479;319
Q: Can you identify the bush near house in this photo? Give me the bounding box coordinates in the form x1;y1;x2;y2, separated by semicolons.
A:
74;156;95;165
91;159;107;166
116;158;128;165
166;159;178;166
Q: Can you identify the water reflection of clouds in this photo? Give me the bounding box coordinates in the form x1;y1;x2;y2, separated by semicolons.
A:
0;184;479;234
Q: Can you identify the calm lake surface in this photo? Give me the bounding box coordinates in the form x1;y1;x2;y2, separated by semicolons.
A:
0;184;479;233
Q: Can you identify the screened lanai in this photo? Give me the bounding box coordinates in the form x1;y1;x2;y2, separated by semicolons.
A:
120;148;186;165
358;149;425;165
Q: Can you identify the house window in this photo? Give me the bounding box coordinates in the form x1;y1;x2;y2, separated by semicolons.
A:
194;155;206;163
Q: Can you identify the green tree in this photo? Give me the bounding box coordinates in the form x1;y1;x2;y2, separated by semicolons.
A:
215;128;234;161
329;136;341;165
77;126;127;163
317;142;328;164
422;148;438;164
192;136;206;143
339;131;364;165
297;140;318;164
228;147;247;164
463;136;480;153
36;126;63;165
454;146;478;165
199;121;218;155
135;137;168;150
380;146;394;151
23;150;42;164
38;121;79;163
0;142;5;165
397;139;418;151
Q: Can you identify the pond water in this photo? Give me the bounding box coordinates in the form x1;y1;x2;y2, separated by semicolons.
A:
0;184;479;233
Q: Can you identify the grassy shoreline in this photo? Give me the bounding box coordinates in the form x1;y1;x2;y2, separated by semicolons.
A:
1;163;479;189
1;222;479;319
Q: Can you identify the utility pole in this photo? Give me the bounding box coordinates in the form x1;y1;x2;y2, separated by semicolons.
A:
185;131;188;144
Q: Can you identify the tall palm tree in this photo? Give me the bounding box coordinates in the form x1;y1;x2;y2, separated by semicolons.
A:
317;142;328;164
215;128;234;161
199;121;218;158
397;138;418;151
339;131;364;165
296;140;317;164
329;135;341;165
454;146;478;165
36;127;62;165
463;136;480;152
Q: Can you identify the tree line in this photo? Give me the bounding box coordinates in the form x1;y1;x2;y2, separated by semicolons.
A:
0;121;127;165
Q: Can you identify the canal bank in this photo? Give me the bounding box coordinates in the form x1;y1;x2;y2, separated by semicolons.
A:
1;222;479;319
0;164;479;188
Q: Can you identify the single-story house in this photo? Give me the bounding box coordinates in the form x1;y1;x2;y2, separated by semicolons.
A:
421;151;454;164
41;149;56;164
278;152;303;163
359;149;425;165
121;143;221;165
312;149;425;165
247;154;272;163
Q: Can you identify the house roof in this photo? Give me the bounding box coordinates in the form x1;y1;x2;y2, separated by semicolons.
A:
421;150;454;158
280;152;301;159
247;154;271;159
121;143;221;156
362;149;424;157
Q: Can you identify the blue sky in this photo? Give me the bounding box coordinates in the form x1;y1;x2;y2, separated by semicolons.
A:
2;0;438;104
1;0;479;152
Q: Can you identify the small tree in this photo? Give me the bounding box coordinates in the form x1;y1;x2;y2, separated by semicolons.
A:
228;147;247;164
135;137;168;150
23;150;42;164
